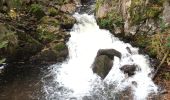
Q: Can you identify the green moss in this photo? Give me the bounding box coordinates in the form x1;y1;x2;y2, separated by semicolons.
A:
37;24;56;43
0;41;8;49
0;31;18;55
97;10;123;31
129;0;163;25
98;18;114;29
134;34;150;48
48;7;58;17
146;6;162;18
40;16;60;27
54;43;66;51
29;4;45;20
163;72;170;80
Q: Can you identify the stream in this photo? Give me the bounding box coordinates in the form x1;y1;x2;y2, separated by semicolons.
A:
0;1;159;100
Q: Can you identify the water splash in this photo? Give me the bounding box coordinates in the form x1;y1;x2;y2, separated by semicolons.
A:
44;13;158;100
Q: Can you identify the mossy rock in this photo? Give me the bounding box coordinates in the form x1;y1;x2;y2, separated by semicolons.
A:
60;14;76;30
30;42;68;64
0;23;18;57
29;4;45;20
40;16;60;27
14;31;43;61
48;7;58;17
36;24;58;44
53;42;66;52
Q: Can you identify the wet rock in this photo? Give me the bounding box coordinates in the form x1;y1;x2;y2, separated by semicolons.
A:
92;49;121;79
14;31;43;61
92;55;113;79
97;49;122;59
60;14;76;30
60;3;76;14
120;65;138;76
30;42;68;64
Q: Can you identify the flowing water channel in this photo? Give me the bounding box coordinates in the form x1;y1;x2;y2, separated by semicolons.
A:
0;1;159;100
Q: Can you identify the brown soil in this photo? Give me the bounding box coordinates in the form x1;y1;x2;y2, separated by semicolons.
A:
154;64;170;100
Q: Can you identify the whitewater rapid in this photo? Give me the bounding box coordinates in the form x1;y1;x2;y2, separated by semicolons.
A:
44;13;158;100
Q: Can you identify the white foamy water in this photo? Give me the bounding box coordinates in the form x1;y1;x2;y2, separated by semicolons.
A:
45;13;158;100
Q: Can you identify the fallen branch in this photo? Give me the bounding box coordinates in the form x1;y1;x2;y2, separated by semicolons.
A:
152;50;170;80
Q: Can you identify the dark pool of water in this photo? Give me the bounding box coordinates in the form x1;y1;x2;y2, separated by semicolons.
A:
0;63;50;100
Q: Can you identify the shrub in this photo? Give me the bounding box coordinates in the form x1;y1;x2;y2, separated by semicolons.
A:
29;4;45;20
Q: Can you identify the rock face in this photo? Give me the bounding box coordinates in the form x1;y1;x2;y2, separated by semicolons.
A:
92;49;121;79
120;65;138;76
95;0;164;36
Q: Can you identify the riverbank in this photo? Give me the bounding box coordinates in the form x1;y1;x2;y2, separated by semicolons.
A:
95;0;170;99
0;0;79;67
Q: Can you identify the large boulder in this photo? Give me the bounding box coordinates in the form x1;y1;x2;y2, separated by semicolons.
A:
97;49;122;59
120;65;138;76
92;49;121;79
60;14;76;30
92;55;113;79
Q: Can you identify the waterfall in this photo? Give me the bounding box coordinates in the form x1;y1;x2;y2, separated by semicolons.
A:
44;13;158;100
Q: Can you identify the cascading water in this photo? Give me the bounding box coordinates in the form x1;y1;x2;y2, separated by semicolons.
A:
43;13;158;100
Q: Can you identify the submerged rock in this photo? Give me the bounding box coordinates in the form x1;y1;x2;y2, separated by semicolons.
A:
92;49;121;79
120;65;138;76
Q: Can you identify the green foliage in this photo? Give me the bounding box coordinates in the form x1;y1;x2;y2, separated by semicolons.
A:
98;11;123;29
129;0;162;25
98;18;113;29
163;72;170;80
146;6;162;18
54;43;66;51
37;24;56;43
0;58;6;64
160;19;168;32
48;7;58;17
0;41;8;49
30;4;45;20
11;0;22;10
